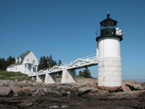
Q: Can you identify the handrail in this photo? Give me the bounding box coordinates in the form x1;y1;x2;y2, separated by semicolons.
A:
30;54;98;76
60;54;97;67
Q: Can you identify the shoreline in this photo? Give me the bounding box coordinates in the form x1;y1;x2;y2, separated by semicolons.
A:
0;79;145;109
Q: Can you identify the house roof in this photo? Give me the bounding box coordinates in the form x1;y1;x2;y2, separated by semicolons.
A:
7;64;14;68
14;51;31;65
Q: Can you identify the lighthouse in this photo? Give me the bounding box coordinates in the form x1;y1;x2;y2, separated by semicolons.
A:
96;14;124;89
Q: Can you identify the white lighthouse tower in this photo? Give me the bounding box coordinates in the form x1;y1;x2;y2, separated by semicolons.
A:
96;14;124;89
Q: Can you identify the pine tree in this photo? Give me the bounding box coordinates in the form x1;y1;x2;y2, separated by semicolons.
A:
0;58;7;71
38;55;58;70
79;70;82;77
79;67;91;78
58;60;62;65
6;56;15;67
82;67;91;78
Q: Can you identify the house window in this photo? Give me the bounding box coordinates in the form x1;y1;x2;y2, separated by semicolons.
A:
27;59;29;61
25;64;26;69
33;60;35;63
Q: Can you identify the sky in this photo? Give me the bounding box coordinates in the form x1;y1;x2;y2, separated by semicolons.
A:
0;0;145;81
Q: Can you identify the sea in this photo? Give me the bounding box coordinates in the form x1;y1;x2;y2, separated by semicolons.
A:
123;79;145;82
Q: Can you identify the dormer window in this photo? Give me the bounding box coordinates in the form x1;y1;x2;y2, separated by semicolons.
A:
33;60;35;63
19;57;21;63
15;58;18;63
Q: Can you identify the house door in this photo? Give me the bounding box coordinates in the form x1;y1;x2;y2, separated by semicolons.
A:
33;66;36;72
28;64;31;71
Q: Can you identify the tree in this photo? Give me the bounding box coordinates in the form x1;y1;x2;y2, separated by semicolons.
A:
58;60;62;65
6;56;15;67
78;70;83;77
38;55;58;71
82;67;91;78
0;58;7;71
38;56;48;70
78;67;92;78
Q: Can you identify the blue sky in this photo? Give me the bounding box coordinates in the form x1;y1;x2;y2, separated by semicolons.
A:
0;0;145;81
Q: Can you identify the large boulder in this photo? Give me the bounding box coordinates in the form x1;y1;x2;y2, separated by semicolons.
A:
32;87;45;96
91;88;98;93
88;90;109;99
141;82;145;86
17;100;33;108
78;87;93;95
122;83;131;92
97;86;121;92
56;85;71;92
10;86;21;96
19;88;31;96
23;86;36;92
0;87;13;96
126;83;144;90
122;82;144;92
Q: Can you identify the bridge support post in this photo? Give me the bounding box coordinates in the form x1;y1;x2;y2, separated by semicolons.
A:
45;73;56;83
61;69;77;83
31;76;36;81
36;75;43;83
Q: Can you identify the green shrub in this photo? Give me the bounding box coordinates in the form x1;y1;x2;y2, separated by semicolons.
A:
76;75;97;79
56;75;62;78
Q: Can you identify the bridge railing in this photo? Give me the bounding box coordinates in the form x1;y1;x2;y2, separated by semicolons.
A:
60;54;97;67
29;54;97;76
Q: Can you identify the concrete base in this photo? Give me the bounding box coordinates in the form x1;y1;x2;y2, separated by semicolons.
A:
45;73;56;83
36;75;43;83
32;76;36;81
61;69;77;83
98;57;122;87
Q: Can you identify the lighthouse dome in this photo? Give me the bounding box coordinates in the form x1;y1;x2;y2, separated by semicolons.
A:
100;14;117;27
96;14;123;41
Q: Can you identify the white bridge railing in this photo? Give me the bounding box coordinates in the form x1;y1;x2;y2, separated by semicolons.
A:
29;54;98;77
61;54;97;67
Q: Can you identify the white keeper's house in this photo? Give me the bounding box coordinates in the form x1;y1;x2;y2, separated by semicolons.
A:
6;51;38;75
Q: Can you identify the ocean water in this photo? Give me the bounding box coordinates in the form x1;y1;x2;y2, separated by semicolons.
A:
123;79;145;82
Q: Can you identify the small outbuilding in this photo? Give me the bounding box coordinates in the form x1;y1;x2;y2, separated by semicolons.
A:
6;51;38;75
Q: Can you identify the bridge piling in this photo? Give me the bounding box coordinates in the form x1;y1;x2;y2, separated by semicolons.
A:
32;76;36;81
44;73;56;83
61;69;77;83
36;75;43;83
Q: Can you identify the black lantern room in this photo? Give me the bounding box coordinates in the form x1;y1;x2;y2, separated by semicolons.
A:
96;14;123;41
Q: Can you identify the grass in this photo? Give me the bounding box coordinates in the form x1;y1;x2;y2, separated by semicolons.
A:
0;70;31;81
56;75;62;78
0;70;97;81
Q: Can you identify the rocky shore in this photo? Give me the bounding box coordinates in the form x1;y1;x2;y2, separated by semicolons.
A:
0;79;145;109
